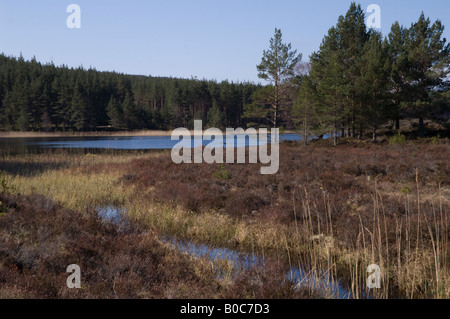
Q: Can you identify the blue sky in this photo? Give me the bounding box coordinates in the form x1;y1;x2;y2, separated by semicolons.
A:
0;0;448;84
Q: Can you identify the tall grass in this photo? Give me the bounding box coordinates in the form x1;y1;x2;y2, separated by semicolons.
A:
3;152;150;211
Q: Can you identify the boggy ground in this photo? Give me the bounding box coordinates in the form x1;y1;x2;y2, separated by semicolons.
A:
0;192;305;299
1;139;449;298
116;140;449;298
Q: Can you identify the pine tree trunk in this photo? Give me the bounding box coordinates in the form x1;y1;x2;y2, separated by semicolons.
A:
347;117;352;138
274;106;278;128
333;103;338;147
304;111;308;146
352;124;355;138
372;126;377;142
418;117;425;137
334;121;338;147
274;77;279;128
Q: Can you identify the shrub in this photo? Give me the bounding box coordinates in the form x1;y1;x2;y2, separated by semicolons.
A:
0;171;11;194
431;135;440;145
215;164;232;180
389;132;406;145
401;185;411;194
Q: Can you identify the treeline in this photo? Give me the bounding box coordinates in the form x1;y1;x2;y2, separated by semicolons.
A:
293;3;450;144
1;2;449;138
0;54;260;131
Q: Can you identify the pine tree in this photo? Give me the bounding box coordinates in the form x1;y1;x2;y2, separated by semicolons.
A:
206;100;224;129
310;26;347;147
404;12;450;136
358;32;392;141
387;21;409;130
336;2;370;138
254;28;302;128
243;85;276;128
16;109;30;131
106;96;124;128
11;83;32;131
292;76;320;145
71;88;87;131
121;92;139;129
160;104;175;130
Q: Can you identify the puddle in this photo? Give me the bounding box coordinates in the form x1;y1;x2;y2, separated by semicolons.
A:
287;266;351;299
163;236;355;299
97;206;359;299
97;206;124;223
161;237;263;269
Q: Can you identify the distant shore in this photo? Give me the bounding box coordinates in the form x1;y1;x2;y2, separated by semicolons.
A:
0;130;175;138
0;129;298;139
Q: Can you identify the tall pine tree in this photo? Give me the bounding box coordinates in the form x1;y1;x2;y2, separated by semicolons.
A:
250;28;302;128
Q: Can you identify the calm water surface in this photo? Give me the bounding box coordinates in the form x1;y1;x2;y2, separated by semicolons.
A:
0;133;303;154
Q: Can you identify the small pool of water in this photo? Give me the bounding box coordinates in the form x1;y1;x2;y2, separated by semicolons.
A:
163;236;353;299
98;206;357;299
160;237;264;269
97;206;124;223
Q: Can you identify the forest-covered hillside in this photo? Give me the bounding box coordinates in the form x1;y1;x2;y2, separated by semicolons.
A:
0;53;260;132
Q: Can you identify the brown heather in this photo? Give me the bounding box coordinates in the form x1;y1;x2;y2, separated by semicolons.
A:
0;193;307;299
116;141;449;298
1;139;449;298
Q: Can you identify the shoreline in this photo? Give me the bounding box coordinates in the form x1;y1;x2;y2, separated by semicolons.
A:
0;130;175;138
0;129;299;139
